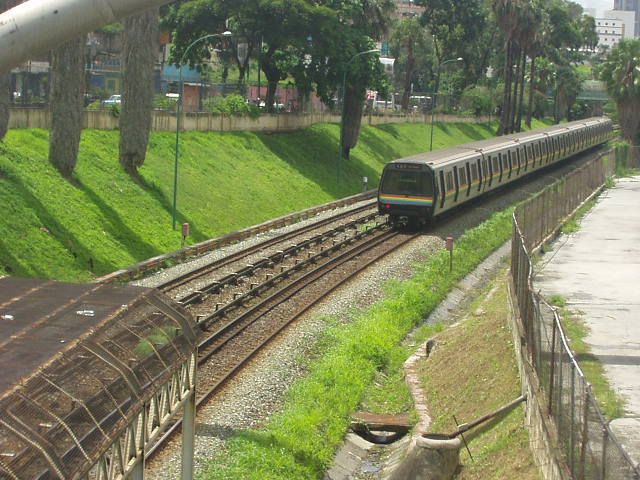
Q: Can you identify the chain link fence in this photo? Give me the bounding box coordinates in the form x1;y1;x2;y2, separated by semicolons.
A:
511;150;640;479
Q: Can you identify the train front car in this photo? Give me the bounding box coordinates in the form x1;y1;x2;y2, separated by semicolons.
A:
378;160;436;226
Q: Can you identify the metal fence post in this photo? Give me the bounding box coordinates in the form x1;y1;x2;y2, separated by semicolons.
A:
601;426;609;479
570;362;576;474
579;387;590;480
548;314;557;414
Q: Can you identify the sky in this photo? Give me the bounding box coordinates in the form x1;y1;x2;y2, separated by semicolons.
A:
576;0;614;16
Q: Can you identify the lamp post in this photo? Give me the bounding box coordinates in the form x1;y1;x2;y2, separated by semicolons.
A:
338;48;379;186
172;31;232;230
429;57;463;152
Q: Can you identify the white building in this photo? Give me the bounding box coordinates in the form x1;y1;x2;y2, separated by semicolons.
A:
603;9;636;37
595;10;635;49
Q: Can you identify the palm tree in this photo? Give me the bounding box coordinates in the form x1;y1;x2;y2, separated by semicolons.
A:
0;0;18;140
119;8;159;174
492;0;523;134
49;36;85;177
599;39;640;143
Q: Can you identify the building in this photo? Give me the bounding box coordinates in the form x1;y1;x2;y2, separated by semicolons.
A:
603;9;636;37
394;0;424;18
594;10;636;51
596;17;625;49
613;0;639;38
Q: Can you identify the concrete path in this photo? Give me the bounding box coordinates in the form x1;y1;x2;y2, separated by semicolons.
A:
534;176;640;468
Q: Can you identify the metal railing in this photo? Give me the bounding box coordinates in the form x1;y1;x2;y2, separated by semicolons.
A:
511;150;640;479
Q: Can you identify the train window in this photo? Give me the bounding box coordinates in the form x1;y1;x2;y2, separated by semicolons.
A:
380;170;433;196
459;166;467;186
439;171;446;208
507;151;513;178
493;156;500;176
502;154;509;178
446;171;454;192
470;163;478;182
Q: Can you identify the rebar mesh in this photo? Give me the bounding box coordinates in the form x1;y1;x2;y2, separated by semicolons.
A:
0;279;197;479
511;148;640;479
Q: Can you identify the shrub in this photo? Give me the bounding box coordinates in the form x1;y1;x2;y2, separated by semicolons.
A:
460;85;494;116
202;94;261;118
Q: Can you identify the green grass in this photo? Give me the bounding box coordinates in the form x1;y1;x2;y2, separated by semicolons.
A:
549;296;625;419
198;208;515;479
0;121;514;282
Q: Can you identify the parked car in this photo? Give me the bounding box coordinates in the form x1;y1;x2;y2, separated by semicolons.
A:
102;94;121;106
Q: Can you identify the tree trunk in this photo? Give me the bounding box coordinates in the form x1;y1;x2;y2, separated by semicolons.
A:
401;38;415;112
510;45;521;133
49;36;85;178
526;55;536;128
516;50;527;132
262;50;281;113
341;83;365;160
499;40;512;135
119;8;158;174
618;99;640;144
0;0;16;140
0;73;9;140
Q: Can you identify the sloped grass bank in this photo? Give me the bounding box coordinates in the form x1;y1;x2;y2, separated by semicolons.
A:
419;274;540;479
199;208;515;480
0;122;500;282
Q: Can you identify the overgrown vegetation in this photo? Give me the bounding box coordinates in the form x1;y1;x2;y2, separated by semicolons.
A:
199;208;515;479
0;121;507;281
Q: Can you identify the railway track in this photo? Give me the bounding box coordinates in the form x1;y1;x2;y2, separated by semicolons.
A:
145;207;421;458
158;202;378;298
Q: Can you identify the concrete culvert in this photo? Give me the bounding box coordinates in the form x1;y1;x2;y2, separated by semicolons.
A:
388;433;462;480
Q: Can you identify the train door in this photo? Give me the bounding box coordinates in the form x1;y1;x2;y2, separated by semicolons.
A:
493;155;500;185
465;163;472;197
452;167;460;202
442;169;455;209
523;144;529;172
474;158;482;193
507;151;513;179
516;148;522;175
481;157;489;191
500;152;508;182
438;170;446;210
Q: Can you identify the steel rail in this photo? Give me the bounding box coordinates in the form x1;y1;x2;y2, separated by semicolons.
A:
159;204;377;294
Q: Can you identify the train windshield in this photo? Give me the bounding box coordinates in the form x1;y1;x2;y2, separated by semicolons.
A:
380;169;433;196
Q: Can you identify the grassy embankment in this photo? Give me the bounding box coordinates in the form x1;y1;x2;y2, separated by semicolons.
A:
0;121;499;281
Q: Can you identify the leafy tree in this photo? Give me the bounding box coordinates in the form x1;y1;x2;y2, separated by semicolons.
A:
0;73;7;140
119;8;159;174
0;0;16;140
598;39;640;143
390;17;432;112
418;0;486;73
49;36;85;178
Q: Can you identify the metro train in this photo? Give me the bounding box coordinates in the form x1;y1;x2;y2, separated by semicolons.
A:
377;117;613;225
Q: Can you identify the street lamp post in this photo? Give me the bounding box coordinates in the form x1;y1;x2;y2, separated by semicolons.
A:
338;49;379;186
429;57;463;152
172;31;232;230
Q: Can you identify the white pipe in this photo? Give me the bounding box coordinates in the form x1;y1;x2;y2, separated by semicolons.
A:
0;0;171;74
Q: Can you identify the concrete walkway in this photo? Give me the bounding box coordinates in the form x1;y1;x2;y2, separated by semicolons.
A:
534;176;640;468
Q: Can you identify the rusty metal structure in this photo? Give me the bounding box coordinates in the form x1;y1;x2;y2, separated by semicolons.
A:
0;278;198;479
0;0;173;74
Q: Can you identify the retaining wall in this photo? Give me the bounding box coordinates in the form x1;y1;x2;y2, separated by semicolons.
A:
8;107;492;132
